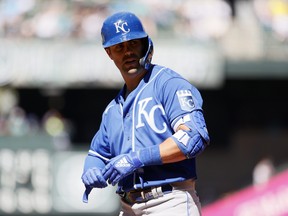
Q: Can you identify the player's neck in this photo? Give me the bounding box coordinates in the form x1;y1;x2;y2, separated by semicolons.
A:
123;69;147;98
124;88;130;99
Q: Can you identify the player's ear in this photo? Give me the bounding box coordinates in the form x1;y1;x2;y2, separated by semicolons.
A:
105;48;113;60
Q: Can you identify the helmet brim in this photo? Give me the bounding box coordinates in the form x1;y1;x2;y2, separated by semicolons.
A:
103;32;147;48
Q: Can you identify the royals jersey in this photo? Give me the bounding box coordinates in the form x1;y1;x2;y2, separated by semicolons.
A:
88;64;204;192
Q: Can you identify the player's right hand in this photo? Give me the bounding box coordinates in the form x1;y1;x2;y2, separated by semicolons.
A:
102;152;144;186
81;167;108;203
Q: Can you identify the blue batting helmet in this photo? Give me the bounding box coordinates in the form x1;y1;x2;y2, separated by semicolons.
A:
101;12;154;70
101;11;148;48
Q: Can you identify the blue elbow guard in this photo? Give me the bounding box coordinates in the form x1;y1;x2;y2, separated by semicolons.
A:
172;129;206;159
172;110;209;158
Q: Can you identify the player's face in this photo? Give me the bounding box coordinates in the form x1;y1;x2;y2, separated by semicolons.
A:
106;39;145;77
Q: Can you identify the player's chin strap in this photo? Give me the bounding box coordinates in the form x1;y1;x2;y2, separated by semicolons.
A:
139;37;153;70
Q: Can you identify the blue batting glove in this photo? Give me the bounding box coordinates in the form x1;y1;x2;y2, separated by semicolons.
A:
82;186;92;203
81;167;108;203
102;152;143;186
102;146;162;186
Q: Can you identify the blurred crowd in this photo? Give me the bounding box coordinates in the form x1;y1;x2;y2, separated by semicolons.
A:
0;0;234;41
0;0;109;40
1;0;287;42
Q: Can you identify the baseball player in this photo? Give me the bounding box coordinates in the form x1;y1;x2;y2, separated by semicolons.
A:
81;11;210;216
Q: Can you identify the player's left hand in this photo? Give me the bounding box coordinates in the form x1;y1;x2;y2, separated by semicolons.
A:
102;152;144;186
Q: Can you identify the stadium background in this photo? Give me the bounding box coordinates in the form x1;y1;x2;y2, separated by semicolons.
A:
0;0;288;215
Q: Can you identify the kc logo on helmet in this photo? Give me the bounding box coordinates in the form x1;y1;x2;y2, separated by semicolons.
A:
114;20;130;34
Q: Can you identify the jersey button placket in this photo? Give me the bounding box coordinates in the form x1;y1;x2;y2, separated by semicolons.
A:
124;113;131;144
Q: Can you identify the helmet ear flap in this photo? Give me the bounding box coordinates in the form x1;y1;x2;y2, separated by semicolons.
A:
139;37;153;70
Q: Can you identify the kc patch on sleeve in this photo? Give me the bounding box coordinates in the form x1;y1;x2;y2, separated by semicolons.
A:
176;90;195;111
